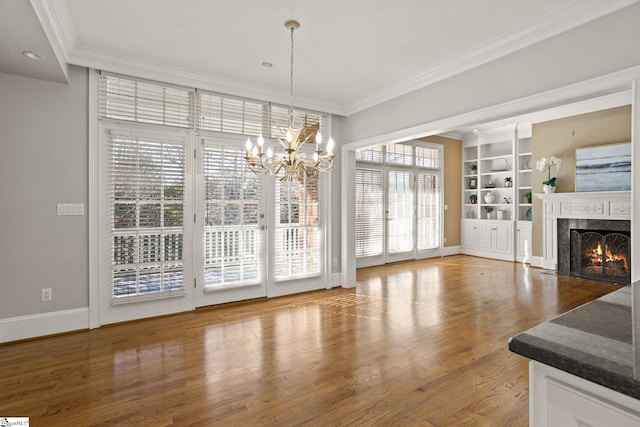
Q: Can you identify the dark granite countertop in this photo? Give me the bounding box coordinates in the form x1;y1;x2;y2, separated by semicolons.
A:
509;281;640;400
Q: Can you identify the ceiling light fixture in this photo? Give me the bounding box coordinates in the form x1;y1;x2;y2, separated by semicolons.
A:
22;51;44;61
245;19;335;181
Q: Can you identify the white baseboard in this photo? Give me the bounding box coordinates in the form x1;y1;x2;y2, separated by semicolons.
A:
530;256;545;268
442;245;462;256
0;308;89;343
331;272;342;287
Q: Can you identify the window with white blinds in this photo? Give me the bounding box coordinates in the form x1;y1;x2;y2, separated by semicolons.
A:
99;72;330;304
417;173;439;250
386;143;413;165
355;146;383;162
355;168;384;258
99;74;192;128
108;131;185;301
197;92;264;136
416;146;440;168
202;144;263;288
274;174;320;279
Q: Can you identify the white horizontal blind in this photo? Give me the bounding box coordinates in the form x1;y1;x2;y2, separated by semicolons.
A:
275;174;320;279
417;173;439;250
108;131;185;302
356;146;383;162
202;144;263;288
197;92;264;136
99;74;192;128
386;143;413;165
416;146;440;168
355;168;384;258
270;105;327;141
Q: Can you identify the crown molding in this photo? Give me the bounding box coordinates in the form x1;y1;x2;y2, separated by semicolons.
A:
29;0;73;81
344;0;640;115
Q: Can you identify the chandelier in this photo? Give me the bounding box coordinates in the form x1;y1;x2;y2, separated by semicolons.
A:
244;19;335;181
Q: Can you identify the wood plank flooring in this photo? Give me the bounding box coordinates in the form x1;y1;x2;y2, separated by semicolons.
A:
0;255;620;426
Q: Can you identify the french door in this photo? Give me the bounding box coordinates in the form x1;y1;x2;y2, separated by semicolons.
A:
195;137;268;306
386;168;415;263
100;130;328;324
99;125;195;325
355;161;441;268
195;136;327;307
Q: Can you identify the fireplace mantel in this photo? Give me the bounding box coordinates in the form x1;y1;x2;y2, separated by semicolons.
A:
537;191;631;269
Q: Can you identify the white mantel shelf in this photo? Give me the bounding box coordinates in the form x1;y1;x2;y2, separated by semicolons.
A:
537;191;631;270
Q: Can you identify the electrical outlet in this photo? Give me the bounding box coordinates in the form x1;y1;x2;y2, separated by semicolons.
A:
42;288;52;302
332;257;338;267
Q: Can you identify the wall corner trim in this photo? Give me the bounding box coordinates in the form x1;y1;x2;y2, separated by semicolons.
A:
0;308;89;344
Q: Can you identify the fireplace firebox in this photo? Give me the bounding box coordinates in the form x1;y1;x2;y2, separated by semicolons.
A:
557;218;630;284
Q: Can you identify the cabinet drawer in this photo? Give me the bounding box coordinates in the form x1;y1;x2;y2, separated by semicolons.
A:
545;378;640;427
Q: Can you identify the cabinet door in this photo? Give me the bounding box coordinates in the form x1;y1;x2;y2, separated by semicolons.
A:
494;223;512;253
516;223;532;261
478;223;495;251
461;220;478;250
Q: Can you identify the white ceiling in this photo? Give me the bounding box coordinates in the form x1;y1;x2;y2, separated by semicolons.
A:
1;0;638;116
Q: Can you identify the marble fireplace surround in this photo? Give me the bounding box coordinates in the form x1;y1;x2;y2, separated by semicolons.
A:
537;191;631;270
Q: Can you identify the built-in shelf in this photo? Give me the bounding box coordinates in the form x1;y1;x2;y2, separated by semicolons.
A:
461;124;533;262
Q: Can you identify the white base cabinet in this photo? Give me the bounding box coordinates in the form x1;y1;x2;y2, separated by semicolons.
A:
478;221;513;260
461;219;514;261
530;361;640;427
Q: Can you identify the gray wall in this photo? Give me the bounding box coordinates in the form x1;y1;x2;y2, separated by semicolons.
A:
0;66;88;318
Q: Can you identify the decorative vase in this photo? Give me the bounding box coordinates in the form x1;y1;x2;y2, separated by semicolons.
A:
543;184;556;194
484;192;495;204
497;210;504;220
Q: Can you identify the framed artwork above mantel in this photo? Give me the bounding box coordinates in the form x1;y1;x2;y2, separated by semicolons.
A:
575;142;631;192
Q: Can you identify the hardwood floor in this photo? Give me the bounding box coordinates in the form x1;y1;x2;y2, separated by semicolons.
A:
0;255;619;426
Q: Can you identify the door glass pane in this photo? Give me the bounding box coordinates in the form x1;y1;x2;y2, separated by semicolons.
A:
203;145;262;289
109;134;185;300
275;174;320;279
387;170;414;254
417;173;439;250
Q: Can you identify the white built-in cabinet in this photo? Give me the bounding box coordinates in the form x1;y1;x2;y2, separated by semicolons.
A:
530;362;640;427
461;123;532;262
478;221;513;259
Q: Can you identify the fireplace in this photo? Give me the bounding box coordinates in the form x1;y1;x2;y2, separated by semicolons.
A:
557;218;630;284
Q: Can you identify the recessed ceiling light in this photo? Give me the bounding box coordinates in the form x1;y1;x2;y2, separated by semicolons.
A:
22;51;44;61
473;129;479;134
261;61;273;68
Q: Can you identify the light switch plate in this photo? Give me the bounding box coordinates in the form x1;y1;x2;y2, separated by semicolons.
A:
57;203;85;216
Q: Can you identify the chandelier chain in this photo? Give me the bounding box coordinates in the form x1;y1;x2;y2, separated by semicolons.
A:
289;24;295;129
